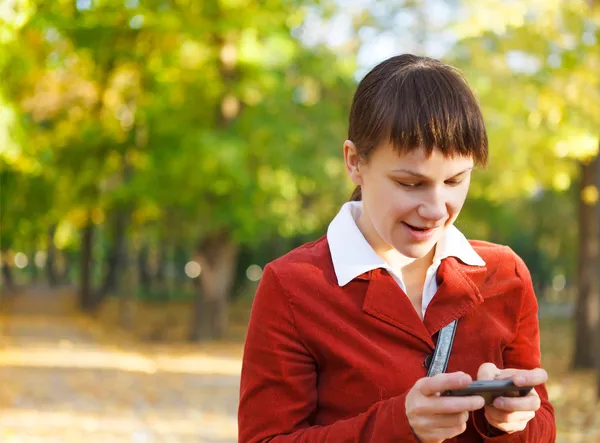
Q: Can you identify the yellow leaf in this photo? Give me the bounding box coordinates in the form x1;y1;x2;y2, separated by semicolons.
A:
581;185;598;205
552;172;571;191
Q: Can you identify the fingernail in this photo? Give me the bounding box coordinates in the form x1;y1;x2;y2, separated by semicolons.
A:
516;376;526;385
495;399;504;408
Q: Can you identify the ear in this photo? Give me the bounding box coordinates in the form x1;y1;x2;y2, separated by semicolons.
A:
343;140;364;186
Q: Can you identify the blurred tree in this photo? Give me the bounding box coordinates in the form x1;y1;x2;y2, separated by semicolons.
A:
459;187;577;299
130;1;357;340
3;0;597;350
596;138;600;398
449;0;600;371
589;0;600;402
574;156;599;369
1;0;123;306
1;0;357;339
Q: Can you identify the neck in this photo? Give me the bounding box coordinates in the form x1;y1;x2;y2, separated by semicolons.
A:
355;209;436;277
398;247;436;283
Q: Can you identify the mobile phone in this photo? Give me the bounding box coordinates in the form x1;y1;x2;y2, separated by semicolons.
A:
442;380;533;405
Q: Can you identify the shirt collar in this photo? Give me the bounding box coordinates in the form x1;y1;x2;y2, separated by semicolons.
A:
327;201;486;287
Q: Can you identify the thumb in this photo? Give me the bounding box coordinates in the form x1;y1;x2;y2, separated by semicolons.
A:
477;362;500;381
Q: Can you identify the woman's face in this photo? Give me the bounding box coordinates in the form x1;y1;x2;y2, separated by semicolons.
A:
344;141;474;260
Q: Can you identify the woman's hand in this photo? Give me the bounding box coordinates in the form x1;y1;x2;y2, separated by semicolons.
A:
406;372;485;443
477;363;547;434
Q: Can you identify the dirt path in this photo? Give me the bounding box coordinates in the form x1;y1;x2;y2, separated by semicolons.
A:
0;287;239;442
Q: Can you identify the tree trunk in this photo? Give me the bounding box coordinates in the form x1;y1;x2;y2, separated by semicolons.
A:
584;0;600;400
187;5;241;342
46;225;58;287
189;231;239;341
79;218;96;312
595;140;600;399
174;244;188;291
60;251;72;284
138;242;152;293
155;241;168;294
573;156;599;369
1;248;14;290
119;237;137;330
98;149;134;308
98;208;128;298
29;247;39;284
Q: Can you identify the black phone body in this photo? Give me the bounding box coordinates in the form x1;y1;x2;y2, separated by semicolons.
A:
442;380;533;404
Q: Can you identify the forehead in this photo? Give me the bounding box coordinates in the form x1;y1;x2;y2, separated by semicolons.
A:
372;143;474;170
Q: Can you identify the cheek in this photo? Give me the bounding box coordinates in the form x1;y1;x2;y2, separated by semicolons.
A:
447;188;470;213
383;192;416;217
447;198;465;214
368;199;404;233
376;198;417;237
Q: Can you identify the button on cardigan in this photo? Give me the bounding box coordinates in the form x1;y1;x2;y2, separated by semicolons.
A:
238;236;556;442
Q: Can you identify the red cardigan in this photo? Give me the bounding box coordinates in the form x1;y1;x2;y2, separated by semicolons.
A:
238;236;556;442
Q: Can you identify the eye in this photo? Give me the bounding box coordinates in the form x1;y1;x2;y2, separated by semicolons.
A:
445;179;464;186
395;181;420;189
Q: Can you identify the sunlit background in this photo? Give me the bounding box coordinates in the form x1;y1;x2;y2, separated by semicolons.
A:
0;0;599;441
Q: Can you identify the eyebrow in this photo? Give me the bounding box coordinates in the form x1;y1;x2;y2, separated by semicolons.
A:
391;167;474;179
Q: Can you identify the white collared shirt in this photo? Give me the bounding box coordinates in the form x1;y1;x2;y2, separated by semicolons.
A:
327;201;486;317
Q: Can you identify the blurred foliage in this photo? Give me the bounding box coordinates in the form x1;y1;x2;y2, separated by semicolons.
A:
0;0;356;256
0;0;598;302
451;0;599;200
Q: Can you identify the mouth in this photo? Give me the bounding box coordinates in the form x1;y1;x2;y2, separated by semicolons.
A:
403;222;438;232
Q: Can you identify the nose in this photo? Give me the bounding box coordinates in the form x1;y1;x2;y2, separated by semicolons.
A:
417;187;448;222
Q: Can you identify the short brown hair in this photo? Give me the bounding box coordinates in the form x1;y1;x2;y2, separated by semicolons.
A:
348;54;488;201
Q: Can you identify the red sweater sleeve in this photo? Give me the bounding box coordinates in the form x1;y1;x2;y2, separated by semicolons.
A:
473;251;556;442
238;264;420;443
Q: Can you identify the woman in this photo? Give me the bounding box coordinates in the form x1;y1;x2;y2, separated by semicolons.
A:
238;54;556;442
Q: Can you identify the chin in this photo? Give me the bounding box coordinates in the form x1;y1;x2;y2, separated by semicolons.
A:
395;244;434;260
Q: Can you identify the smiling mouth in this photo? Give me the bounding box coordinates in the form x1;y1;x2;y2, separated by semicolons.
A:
403;222;437;232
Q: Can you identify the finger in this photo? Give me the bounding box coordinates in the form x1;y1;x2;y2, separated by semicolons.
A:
422;411;470;429
477;362;500;381
493;390;541;412
495;368;548;387
514;368;548;387
414;426;467;443
485;414;529;434
485;405;535;424
418;372;472;396
424;394;486;414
